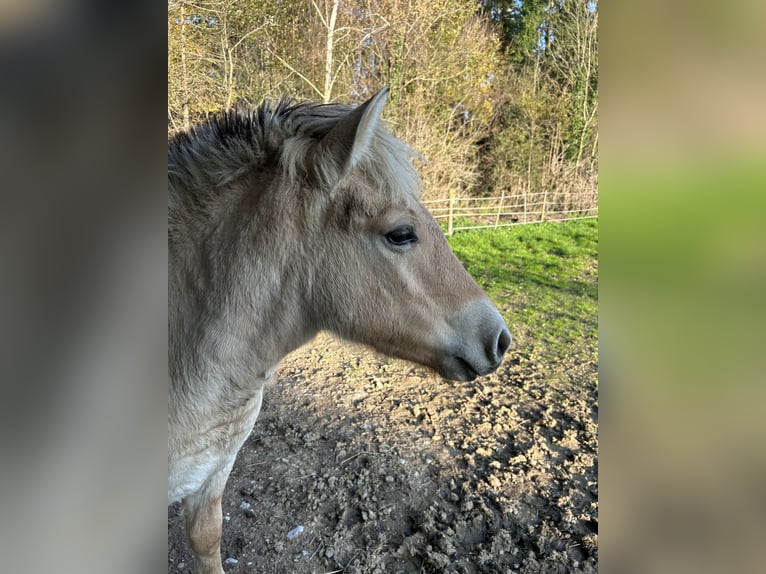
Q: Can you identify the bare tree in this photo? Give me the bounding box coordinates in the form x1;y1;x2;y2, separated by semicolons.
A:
168;0;597;208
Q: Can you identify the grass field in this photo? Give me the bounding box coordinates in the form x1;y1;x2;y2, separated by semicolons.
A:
448;218;598;371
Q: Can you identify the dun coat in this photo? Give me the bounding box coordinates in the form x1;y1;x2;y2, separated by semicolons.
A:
168;88;511;574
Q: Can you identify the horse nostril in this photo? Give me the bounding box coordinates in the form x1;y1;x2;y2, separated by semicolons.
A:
496;328;512;359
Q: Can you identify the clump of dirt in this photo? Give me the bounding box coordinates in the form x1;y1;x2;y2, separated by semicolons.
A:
168;328;598;573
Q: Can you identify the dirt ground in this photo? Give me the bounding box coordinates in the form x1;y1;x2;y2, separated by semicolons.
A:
168;321;598;573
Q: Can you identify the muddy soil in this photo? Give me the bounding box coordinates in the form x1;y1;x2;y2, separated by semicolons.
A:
168;323;598;573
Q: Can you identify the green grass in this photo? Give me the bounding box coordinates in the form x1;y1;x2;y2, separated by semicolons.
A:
448;219;598;364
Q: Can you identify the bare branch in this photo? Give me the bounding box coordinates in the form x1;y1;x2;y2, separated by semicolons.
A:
310;0;327;27
273;53;324;99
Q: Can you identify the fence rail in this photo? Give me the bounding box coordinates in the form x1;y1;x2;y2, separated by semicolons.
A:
422;189;598;234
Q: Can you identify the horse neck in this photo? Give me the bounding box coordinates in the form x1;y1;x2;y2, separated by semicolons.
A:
169;181;316;385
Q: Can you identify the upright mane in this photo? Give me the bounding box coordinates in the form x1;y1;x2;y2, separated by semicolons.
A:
167;97;421;199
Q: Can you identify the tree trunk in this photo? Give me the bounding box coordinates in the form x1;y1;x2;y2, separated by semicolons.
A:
180;1;190;129
323;0;340;102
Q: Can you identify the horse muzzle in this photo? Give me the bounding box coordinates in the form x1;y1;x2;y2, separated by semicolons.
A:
437;300;511;382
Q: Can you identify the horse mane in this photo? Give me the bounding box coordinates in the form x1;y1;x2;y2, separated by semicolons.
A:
168;97;421;199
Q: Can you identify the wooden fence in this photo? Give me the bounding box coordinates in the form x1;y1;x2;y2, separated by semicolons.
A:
423;188;598;235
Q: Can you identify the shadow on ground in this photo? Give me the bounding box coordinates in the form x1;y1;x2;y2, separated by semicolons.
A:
168;325;598;574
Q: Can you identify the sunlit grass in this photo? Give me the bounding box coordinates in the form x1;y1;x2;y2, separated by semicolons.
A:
448;219;598;365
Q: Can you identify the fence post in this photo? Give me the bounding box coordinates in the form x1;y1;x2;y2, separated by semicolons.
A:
523;178;527;223
495;187;506;227
448;188;454;236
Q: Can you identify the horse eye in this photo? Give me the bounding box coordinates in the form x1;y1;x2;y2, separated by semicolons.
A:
385;226;418;247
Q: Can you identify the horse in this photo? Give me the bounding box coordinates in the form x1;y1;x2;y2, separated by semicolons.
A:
168;88;511;574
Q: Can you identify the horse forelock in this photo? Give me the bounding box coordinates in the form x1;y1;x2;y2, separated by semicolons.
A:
168;97;421;207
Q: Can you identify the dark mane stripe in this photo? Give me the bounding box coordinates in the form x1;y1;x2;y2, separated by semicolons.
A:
168;97;421;202
169;99;346;191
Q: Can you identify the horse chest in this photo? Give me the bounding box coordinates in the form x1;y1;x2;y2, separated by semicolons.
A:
168;384;264;503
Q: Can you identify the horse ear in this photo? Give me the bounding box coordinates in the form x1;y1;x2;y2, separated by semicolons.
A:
316;87;389;184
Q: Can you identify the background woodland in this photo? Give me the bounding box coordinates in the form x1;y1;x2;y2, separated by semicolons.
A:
168;0;598;204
